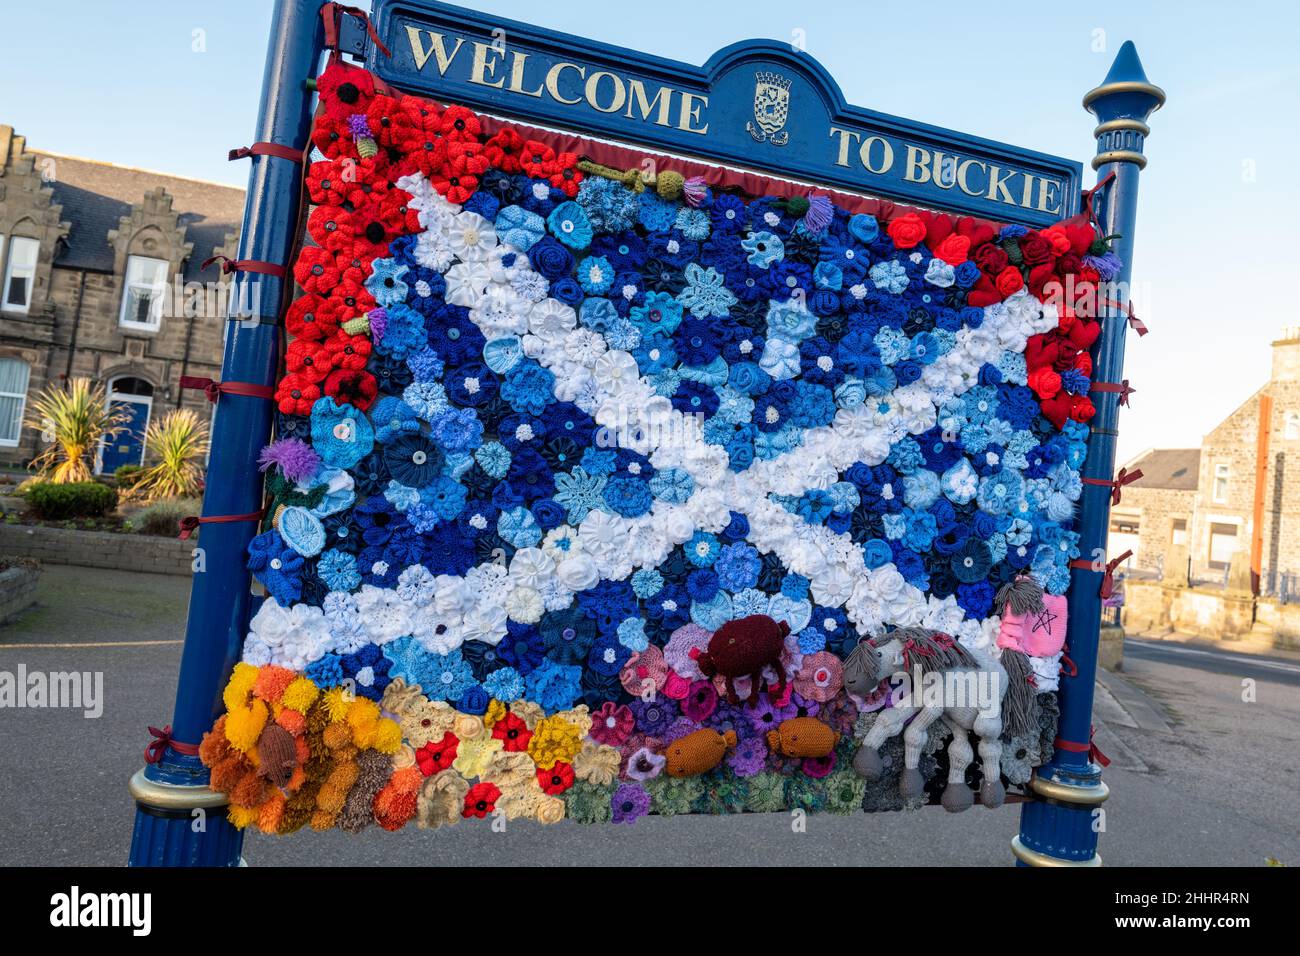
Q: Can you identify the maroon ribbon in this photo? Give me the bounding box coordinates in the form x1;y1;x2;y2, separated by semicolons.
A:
1090;379;1136;407
228;142;304;163
1080;170;1116;232
1055;726;1111;768
201;255;287;279
1071;550;1132;600
177;511;264;541
1098;296;1148;337
180;375;274;404
321;2;391;57
144;725;200;764
1083;467;1143;506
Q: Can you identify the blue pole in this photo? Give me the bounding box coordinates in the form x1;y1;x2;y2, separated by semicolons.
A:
1013;41;1164;866
128;0;326;867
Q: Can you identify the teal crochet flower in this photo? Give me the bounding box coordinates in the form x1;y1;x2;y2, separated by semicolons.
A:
553;467;607;523
629;291;684;337
474;440;511;479
494;205;546;250
547;200;594;250
497;506;542;548
577;255;614;295
741;230;785;268
677;263;736;318
364;257;409;307
501;361;556;416
309;397;373;469
318;548;361;592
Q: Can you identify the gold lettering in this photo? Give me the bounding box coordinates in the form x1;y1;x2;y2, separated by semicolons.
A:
1037;178;1062;214
829;126;861;168
986;165;1018;205
903;145;932;184
932;150;956;190
507;51;544;98
625;80;674;126
957;159;987;197
859;136;894;175
585;71;627;113
405;27;464;75
1020;172;1036;208
677;91;709;134
469;42;505;89
545;62;585;104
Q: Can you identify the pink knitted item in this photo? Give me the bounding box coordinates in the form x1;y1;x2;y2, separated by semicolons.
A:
997;593;1068;657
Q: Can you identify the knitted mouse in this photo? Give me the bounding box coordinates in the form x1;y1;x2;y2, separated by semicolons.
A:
693;614;791;705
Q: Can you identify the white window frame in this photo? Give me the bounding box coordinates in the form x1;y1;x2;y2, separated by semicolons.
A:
118;255;170;332
0;357;30;448
1212;463;1230;504
2;236;40;315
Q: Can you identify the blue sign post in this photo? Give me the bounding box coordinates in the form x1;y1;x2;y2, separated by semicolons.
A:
129;0;1158;866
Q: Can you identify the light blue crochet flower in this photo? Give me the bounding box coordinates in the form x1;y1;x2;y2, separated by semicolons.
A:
828;481;860;513
279;505;325;557
924;258;956;287
766;301;817;342
483;337;523;375
869;259;909;293
604;318;641;351
629;291;684;337
575;176;639;232
495;205;546;250
759;338;801;380
675;207;710;240
481;666;525;702
369;395;420;444
579;297;619;332
617;617;649;652
731;587;771;619
577;255;614;295
997;350;1029;386
386;640;475;702
384;480;421;512
768;593;811;633
649;467;694;504
631;568;664;599
942;459;979;505
715;387;755;425
474;441;511;479
814;261;843;290
902;470;942;510
422;476;468;520
547;200;594;250
375;303;425;359
874;326;911;365
741;230;785;268
977;470;1025;516
638;192;678;231
497;506;542;548
318;549;361;592
677;263;737;318
848;213;879;243
403;380;450;420
364;257;409;307
691;592;734;631
309;397;373;469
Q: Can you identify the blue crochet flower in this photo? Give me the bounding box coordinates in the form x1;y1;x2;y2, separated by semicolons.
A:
495;205;546;249
741;230;785;268
547;200;594;250
714;542;761;591
247;531;303;605
364;257;409;307
369;396;420;444
525;659;583;713
577;255;614;294
677;263;737;318
317;548;361;592
848;213;879;243
310;398;374;469
497;506;542;548
500;361;555;416
481;666;525;702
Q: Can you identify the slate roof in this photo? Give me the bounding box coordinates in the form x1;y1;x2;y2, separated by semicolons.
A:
1125;448;1201;490
32;152;245;283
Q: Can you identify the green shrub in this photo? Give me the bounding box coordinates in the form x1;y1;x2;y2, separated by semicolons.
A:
114;464;144;489
24;481;118;520
131;498;201;537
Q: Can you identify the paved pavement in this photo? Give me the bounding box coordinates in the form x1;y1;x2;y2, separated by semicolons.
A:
2;565;1297;866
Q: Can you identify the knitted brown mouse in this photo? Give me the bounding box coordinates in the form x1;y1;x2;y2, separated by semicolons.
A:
692;614;790;705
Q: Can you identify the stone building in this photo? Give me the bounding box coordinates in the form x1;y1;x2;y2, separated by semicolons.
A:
0;125;245;472
1110;330;1300;595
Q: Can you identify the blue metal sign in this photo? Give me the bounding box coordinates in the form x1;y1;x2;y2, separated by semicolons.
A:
362;0;1082;226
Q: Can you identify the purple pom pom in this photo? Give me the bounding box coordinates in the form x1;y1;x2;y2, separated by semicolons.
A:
258;438;321;485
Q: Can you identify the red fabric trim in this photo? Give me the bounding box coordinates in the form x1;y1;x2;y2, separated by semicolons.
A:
144;725;201;764
1090;380;1135;406
201;256;287;280
229;142;304;164
179;376;275;404
177;511;264;541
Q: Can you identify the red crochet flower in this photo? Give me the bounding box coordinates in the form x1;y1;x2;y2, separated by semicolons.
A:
310;114;357;161
491;712;533;752
323;368;378;411
994;265;1024;297
415;732;459;776
484;127;526;173
886;212;927;249
327;276;375;316
365;94;414;149
431;142;489;204
401;96;443;131
284;338;333;385
285;294;343;342
933;233;970;266
463;781;501;818
307;204;355;248
395;126;448;178
537;761;574;795
324;330;372;371
315;61;375;120
306;159;354;207
973;242;1009;277
519;139;555;176
275;372;320;417
547;151;584;198
439;105;481;143
294;246;342;295
1027;365;1062;400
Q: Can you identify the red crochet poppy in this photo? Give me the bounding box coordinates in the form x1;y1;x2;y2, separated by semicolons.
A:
285;338;334;385
294;246;342;295
323;368;378;411
484;127;526;174
414;732;459;776
316;62;375;119
306;159;354;207
274;372;321;417
431;142;489;204
518;139;555;176
886;212;927;249
491;712;533;752
401;96;443;131
394;125;448;178
307;204;355;248
285;294;343;342
310;114;357;161
462;782;501;819
327;275;375;316
365;94;414;149
439;105;481;143
324;330;372;371
547;151;584;198
537;761;574;795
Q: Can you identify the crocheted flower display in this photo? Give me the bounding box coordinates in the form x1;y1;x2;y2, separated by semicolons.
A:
203;60;1111;832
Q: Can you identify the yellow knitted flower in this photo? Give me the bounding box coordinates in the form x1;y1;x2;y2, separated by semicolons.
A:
572;742;621;786
535;794;566;825
224;699;269;753
452;712;485;741
222;662;259;712
483;699;507;728
554;704;592;738
487;750;536;795
321;686;352;722
452;735;503;779
498;778;547;820
526;715;583;770
227;804;259;830
281;677;319;714
399;699;456;748
510;699;545;729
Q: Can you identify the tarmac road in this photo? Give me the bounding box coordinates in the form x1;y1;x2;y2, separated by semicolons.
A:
1;565;1296;866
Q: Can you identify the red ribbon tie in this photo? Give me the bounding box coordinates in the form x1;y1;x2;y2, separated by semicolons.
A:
201;255;287;279
179;375;274;404
177;510;265;541
1083;467;1143;506
144;724;200;764
228;142;304;164
322;2;391;57
1055;726;1111;767
1090;379;1136;407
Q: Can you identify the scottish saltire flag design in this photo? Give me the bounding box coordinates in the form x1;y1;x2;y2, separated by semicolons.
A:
202;61;1106;833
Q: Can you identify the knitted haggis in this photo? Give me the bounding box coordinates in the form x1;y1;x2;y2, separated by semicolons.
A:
843;628;1036;812
692;614;790;705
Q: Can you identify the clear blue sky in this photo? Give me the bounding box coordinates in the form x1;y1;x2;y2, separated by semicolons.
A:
3;0;1297;464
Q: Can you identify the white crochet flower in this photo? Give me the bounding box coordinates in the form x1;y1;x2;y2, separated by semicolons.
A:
590;350;639;396
504;586;544;624
528;299;577;338
555;553;600;592
508;547;555;589
434;573;475;615
414;230;455;272
443;260;492;306
541;525;583;562
470;286;530;338
445;211;497;262
465;563;511;606
462;601;509;645
410;604;463;655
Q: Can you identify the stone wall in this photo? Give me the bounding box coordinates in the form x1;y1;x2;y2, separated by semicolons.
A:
0;564;41;622
1124;578;1299;649
0;524;193;576
1114;485;1194;574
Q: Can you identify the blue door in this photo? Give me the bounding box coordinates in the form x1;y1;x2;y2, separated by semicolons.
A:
101;398;150;473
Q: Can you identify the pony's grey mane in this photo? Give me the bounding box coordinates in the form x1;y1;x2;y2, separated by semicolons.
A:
893;628;977;678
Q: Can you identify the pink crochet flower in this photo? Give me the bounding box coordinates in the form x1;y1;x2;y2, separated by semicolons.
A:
664;622;711;680
619;645;667;696
680;679;718;722
793;651;843;702
589;701;634;746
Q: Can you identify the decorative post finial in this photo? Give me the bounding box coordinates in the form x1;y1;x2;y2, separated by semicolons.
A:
1084;41;1166;170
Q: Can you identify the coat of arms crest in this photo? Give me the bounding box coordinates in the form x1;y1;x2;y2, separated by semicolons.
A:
746;71;792;146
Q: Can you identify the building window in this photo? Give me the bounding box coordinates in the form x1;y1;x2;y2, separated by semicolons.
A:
1285;411;1300;441
1212;463;1230;504
1208;522;1238;569
1171;518;1187;546
0;358;30;447
2;236;39;313
119;255;169;331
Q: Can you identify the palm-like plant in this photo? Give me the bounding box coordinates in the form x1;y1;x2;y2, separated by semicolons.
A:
25;378;130;484
131;409;210;500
